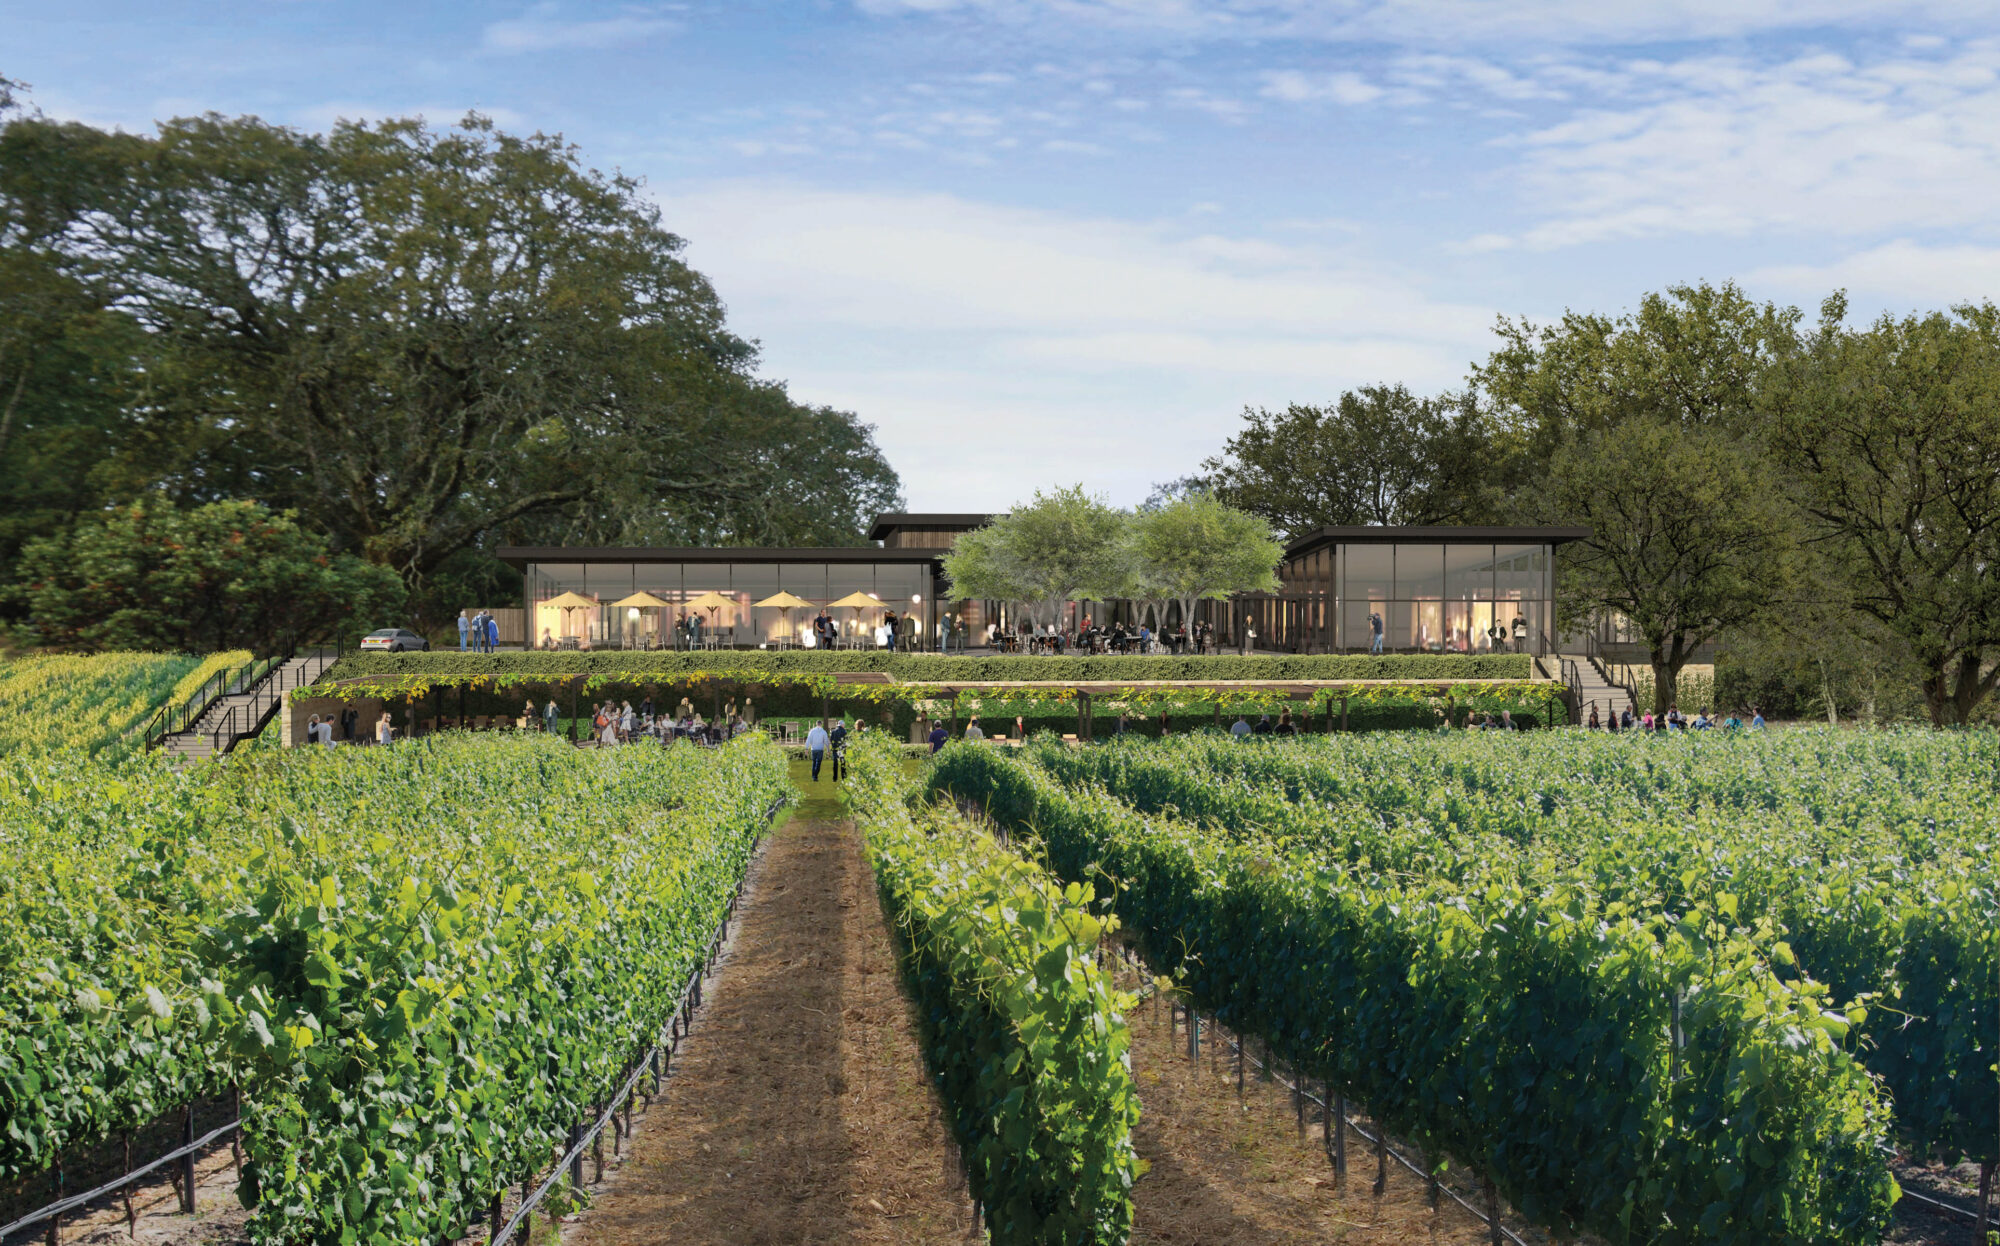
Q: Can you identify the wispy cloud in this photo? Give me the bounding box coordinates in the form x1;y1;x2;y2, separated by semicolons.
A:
1482;43;2000;248
1260;70;1383;105
653;181;1495;506
481;6;679;54
849;0;2000;47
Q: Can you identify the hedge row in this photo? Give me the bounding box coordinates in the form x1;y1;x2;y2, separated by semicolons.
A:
927;744;1898;1246
325;650;1532;684
844;735;1141;1244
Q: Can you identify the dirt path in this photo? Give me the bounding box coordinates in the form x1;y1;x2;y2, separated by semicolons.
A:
1114;968;1511;1246
565;776;977;1246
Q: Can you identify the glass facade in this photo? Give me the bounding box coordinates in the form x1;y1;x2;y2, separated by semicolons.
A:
524;558;940;650
1261;538;1558;655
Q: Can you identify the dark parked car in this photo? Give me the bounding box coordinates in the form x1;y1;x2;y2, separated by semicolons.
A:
361;628;430;653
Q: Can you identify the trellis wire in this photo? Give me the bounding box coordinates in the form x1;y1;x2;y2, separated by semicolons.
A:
489;795;782;1246
1114;941;1531;1246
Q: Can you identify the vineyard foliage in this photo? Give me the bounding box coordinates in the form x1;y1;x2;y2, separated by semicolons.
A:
930;739;1907;1246
324;649;1531;684
845;735;1141;1245
1019;730;2000;1164
0;735;785;1246
0;650;249;756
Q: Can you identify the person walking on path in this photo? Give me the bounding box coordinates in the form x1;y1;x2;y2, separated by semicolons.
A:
458;610;470;651
485;612;500;653
806;721;830;780
928;721;948;754
830;717;850;780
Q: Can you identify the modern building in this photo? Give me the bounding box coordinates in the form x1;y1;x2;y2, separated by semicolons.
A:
1235;526;1591;656
500;516;1587;655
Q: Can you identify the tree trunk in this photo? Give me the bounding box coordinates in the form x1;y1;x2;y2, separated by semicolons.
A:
1817;656;1839;726
1648;656;1681;717
1921;649;2000;726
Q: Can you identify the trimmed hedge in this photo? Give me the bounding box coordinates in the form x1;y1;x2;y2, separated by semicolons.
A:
324;650;1531;684
845;735;1141;1244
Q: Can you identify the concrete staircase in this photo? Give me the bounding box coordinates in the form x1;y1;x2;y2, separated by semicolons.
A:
161;651;341;760
1565;654;1635;723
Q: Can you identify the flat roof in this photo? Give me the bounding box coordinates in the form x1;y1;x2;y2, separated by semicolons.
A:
496;546;945;572
1283;525;1592;559
866;513;993;541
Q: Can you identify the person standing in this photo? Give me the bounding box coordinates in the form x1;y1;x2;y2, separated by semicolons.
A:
964;717;985;741
457;610;470;652
1369;611;1384;655
830;717;850;780
376;712;395;746
1230;714;1252;738
927;720;948;754
340;705;358;742
806;721;830;780
543;700;559;734
485;612;500;653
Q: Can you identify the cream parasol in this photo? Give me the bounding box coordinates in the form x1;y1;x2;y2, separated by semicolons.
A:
542;591;598;639
826;590;882;642
612;591;674;646
682;589;735;637
754;590;816;645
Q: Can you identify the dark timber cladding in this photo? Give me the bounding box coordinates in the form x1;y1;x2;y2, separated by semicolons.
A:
1241;525;1592;656
866;513;993;548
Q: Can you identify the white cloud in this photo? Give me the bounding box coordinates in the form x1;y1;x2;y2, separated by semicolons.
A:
1260;70;1382;105
850;0;2000;47
1466;43;2000;248
1749;239;2000;309
652;182;1495;507
481;6;678;54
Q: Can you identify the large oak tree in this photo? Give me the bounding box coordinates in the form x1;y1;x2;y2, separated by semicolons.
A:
1767;296;2000;725
0;106;900;627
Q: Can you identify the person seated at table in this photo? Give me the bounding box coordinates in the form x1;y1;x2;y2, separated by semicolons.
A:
539;628;555;650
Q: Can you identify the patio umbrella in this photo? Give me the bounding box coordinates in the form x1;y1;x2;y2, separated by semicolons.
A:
826;590;882;643
542;590;598;639
682;589;735;636
612;591;674;646
754;590;816;645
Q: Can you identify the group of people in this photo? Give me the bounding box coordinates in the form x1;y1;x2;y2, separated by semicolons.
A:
804;607;912;651
803;716;873;779
302;708;395;746
458;610;501;652
1227;712;1300;737
561;695;752;747
1584;703;1765;732
985;617;1218;655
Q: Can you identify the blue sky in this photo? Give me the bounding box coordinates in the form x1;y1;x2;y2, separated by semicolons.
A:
10;2;2000;510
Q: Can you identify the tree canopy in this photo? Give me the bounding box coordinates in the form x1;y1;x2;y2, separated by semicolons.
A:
0;102;901;633
1198;386;1508;536
14;500;403;654
1766;296;2000;725
943;487;1278;634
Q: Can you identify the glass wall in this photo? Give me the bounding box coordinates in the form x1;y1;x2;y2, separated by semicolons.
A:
524;559;939;650
1259;540;1562;655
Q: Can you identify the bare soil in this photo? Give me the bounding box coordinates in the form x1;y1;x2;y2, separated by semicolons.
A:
1112;967;1512;1246
562;777;978;1246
